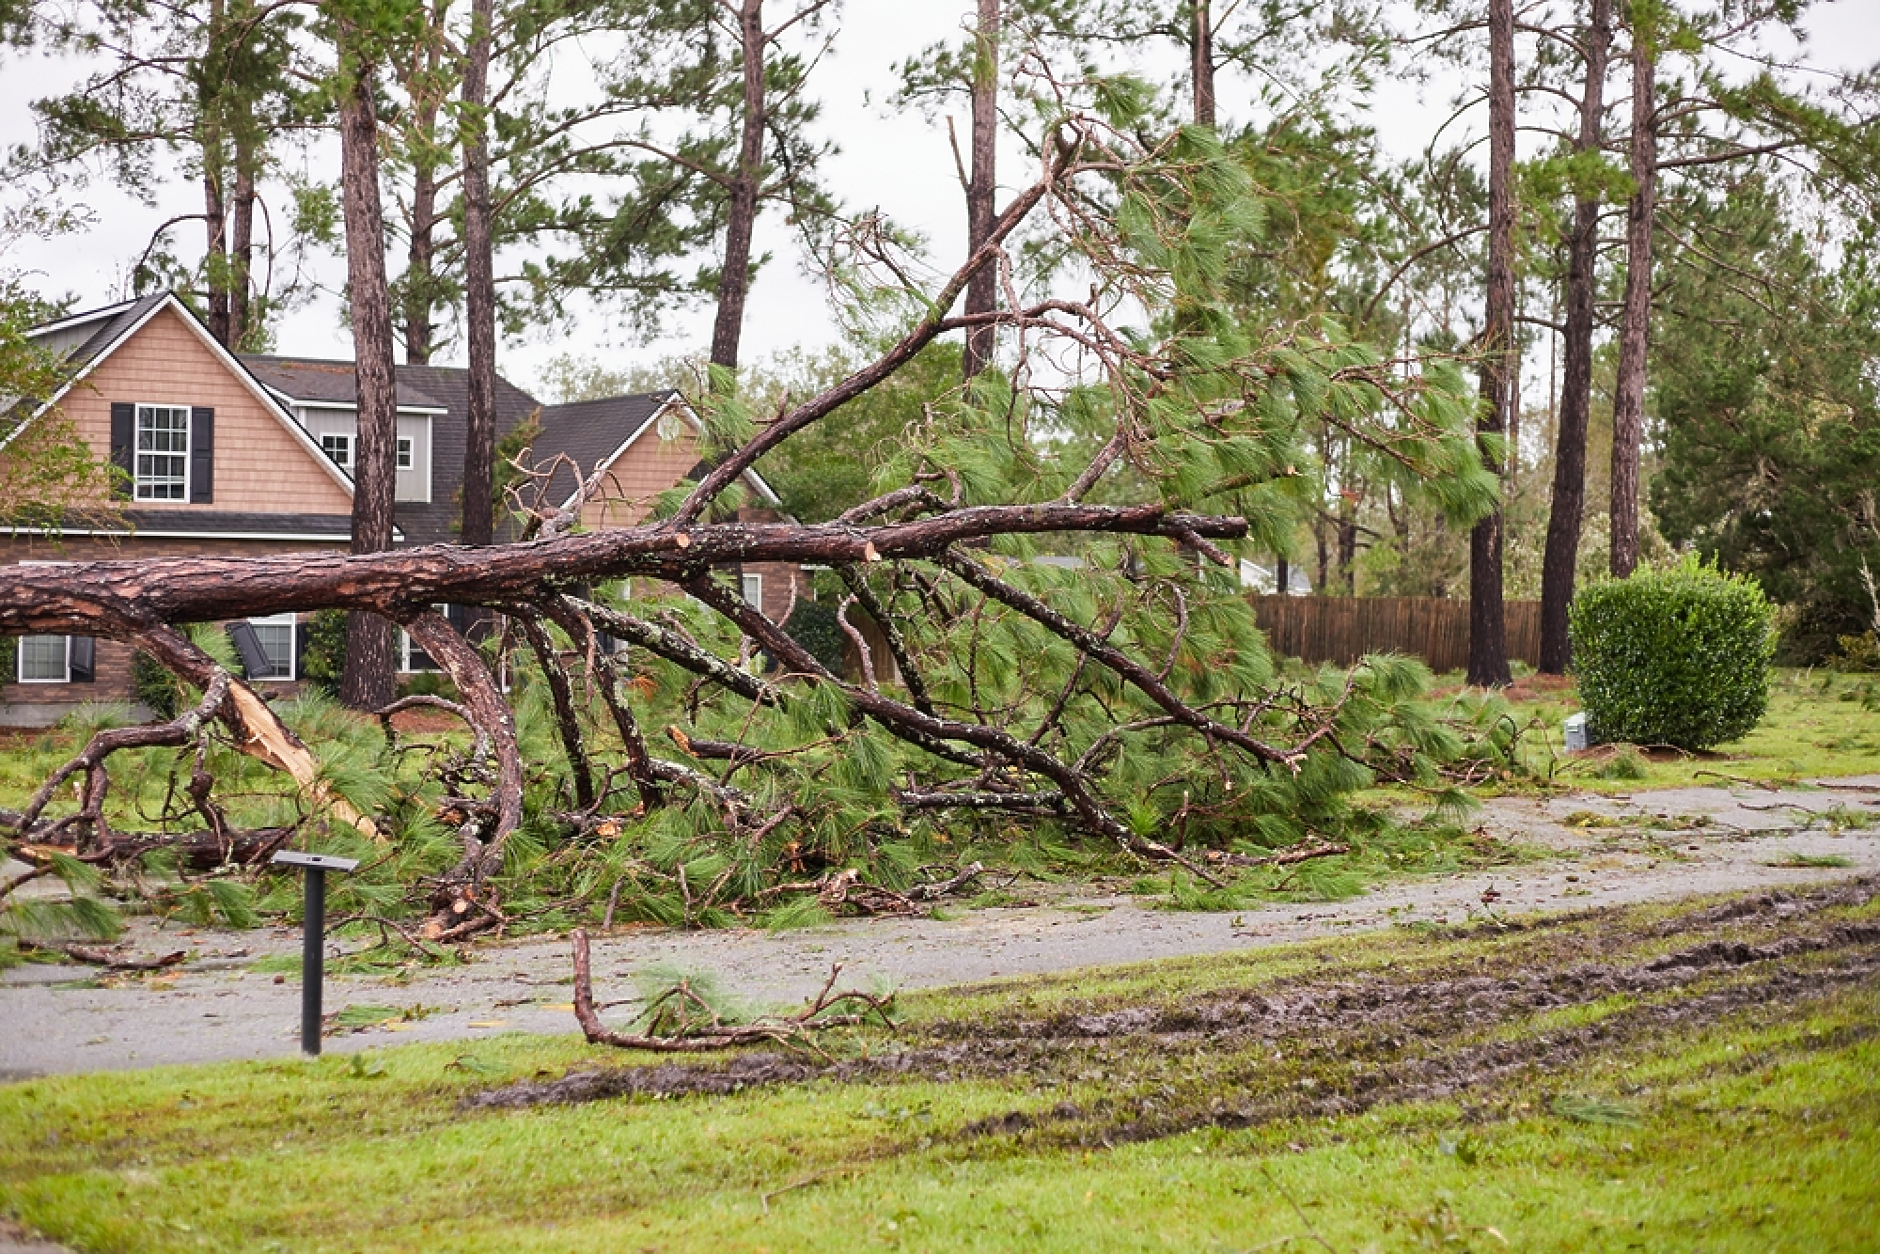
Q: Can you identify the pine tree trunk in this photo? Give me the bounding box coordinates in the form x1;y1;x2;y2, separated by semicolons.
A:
1609;33;1656;578
460;0;497;548
1537;0;1611;674
230;137;256;350
1468;0;1516;688
400;4;447;367
336;46;400;711
1191;0;1215;127
962;0;1001;381
201;0;231;347
710;0;766;372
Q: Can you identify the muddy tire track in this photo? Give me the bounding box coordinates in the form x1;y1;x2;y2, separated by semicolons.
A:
472;878;1880;1150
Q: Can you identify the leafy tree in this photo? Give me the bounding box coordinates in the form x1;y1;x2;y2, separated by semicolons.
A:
1649;180;1880;662
2;0;314;348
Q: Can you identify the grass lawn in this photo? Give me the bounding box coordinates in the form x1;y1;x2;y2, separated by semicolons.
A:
1456;666;1880;794
3;882;1877;1252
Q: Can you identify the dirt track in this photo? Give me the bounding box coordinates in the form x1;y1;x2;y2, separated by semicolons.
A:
3;776;1878;1080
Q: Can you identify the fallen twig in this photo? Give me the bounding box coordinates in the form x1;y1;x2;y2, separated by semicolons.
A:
570;929;894;1055
20;940;186;970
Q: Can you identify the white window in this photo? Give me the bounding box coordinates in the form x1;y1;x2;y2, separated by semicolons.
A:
740;573;763;610
247;614;296;681
396;436;414;469
18;634;69;683
320;432;352;468
134;404;190;501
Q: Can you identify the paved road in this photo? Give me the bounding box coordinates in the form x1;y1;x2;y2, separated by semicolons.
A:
3;778;1878;1080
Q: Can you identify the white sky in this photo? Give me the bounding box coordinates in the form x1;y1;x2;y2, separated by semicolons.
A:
2;1;1876;397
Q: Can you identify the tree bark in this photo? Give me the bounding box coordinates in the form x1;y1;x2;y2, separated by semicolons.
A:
399;0;448;366
962;0;1000;381
460;0;497;547
1191;0;1215;127
1468;0;1515;689
1537;0;1611;674
201;0;231;347
710;0;767;372
230;133;256;350
336;39;401;711
1609;28;1656;579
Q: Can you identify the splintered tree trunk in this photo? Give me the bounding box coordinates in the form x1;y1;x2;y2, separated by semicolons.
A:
1609;33;1656;578
710;0;767;372
1191;0;1215;127
1538;0;1611;674
962;0;1000;381
459;0;497;547
336;48;400;710
1468;0;1515;688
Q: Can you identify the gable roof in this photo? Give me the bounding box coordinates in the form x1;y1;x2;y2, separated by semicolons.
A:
242;354;545;546
240;355;450;412
533;390;783;514
9;292;356;499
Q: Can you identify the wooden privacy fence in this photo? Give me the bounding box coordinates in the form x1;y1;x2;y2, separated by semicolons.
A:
1248;595;1542;675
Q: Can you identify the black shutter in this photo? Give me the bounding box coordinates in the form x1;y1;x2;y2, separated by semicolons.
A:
293;617;307;681
189;407;214;503
109;403;134;499
445;602;469;634
68;636;95;683
226;621;272;679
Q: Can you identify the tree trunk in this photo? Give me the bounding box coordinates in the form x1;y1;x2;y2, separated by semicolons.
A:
1275;554;1289;595
1191;0;1215;127
1468;0;1515;689
201;0;231;346
460;0;497;547
710;0;766;372
404;163;439;366
962;0;1001;381
400;2;447;367
336;45;400;711
1537;0;1611;674
1609;30;1656;579
230;133;256;350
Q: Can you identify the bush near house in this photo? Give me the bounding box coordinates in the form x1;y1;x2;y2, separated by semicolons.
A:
1569;556;1776;751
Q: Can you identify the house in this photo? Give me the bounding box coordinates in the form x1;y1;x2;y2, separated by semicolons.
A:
1;291;804;725
526;391;807;627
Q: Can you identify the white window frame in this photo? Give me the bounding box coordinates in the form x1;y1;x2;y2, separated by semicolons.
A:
740;572;763;610
320;432;352;469
133;402;191;502
17;634;71;684
397;605;449;674
245;613;297;682
396;436;414;469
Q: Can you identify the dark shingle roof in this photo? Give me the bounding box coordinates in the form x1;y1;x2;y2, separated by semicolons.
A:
239;356;448;410
531;392;674;505
238;356;545;546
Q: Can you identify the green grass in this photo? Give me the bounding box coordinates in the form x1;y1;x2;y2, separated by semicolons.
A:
3;891;1876;1253
1478;667;1880;793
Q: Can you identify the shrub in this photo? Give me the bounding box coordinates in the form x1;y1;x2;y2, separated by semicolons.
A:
782;599;849;678
1569;556;1775;751
298;609;349;695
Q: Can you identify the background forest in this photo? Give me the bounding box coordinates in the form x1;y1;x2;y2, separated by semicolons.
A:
5;0;1877;667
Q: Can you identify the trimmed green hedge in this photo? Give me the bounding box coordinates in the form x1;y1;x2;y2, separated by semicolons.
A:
1569;556;1775;751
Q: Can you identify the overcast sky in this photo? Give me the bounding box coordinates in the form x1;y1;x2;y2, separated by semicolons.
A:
2;1;1876;398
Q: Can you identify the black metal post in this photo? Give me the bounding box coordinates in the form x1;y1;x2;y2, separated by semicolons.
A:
270;851;359;1060
301;865;326;1056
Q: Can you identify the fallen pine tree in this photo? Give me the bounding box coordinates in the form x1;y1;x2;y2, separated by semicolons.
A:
0;103;1522;943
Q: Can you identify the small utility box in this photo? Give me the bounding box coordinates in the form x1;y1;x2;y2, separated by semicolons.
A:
1563;713;1589;753
270;851;360;1057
